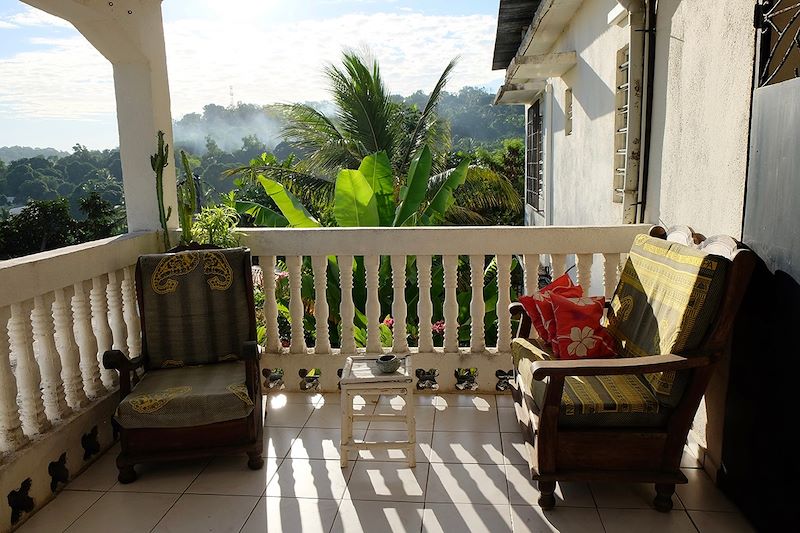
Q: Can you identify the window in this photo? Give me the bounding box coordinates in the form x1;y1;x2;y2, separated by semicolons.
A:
564;88;573;136
613;45;630;204
526;101;544;213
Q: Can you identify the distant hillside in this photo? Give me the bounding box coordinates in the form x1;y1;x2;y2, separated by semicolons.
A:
0;146;69;163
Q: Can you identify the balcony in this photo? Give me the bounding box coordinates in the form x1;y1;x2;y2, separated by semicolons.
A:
0;225;753;532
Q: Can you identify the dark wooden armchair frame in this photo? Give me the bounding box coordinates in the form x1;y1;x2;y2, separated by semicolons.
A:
103;245;264;483
508;227;755;512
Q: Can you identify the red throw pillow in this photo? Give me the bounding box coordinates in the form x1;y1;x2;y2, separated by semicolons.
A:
518;274;581;344
550;293;618;359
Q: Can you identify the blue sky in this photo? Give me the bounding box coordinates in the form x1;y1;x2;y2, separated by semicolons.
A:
0;0;503;150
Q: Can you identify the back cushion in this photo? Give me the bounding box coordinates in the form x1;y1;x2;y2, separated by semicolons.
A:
607;235;729;405
137;248;253;370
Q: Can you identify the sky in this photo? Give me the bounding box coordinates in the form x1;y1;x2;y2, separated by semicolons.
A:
0;0;503;151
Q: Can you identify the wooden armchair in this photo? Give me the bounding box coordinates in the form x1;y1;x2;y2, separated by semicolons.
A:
509;226;754;512
103;247;263;483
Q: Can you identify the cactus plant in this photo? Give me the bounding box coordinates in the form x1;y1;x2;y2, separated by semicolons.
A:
150;130;172;251
177;150;197;245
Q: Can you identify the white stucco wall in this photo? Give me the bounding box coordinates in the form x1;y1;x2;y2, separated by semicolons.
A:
644;0;755;238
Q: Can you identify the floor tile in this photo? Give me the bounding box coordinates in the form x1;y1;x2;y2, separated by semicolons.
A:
264;402;315;427
434;394;496;410
676;469;738;512
505;463;594;508
344;461;429;502
681;445;703;469
422;503;512;533
379;393;440;408
109;458;209;493
152;494;259;533
498;407;520;433
241;497;340;533
687;510;756;533
65;492;179;533
17;490;102;532
599;508;699;533
265;459;352;500
511;505;606;533
426;462;509;505
66;445;120;491
358;429;433;463
267;392;322;406
591;482;685;510
331;499;424;533
186;455;280;496
429;431;504;465
372;404;435;431
306;402;372;429
500;431;529;465
263;426;302;458
496;394;515;408
433;406;500;433
289;427;365;460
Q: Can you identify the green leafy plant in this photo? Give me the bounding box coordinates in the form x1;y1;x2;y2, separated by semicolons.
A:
177;150;198;245
191;205;240;248
150;131;172;251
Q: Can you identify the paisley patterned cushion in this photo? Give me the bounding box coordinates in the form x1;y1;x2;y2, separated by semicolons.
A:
115;362;254;429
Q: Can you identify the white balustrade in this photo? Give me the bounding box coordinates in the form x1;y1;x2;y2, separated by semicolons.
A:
106;270;129;356
469;255;486;352
121;266;142;358
0;306;27;452
72;281;104;398
52;288;89;409
91;276;118;390
240;225;649;392
31;295;71;422
9;301;50;436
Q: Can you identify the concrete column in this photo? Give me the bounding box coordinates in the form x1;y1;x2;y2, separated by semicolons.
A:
22;0;178;232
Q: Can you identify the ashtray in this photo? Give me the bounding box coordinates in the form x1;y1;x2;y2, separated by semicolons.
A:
376;354;402;373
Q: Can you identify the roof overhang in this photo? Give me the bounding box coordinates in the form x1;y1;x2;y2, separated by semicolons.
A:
493;0;584;105
491;0;542;71
494;81;546;105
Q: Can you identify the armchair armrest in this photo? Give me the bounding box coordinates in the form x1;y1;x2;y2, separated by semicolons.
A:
509;302;532;339
102;350;144;372
531;354;711;381
240;341;262;361
509;302;526;316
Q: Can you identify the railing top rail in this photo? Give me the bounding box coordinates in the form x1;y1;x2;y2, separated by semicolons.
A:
240;224;651;256
0;231;160;308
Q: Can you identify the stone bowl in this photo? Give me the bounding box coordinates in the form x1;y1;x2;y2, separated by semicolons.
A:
376;354;402;373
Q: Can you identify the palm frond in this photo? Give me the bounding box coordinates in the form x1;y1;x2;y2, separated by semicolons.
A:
443;204;490;225
456;166;523;212
279;103;361;173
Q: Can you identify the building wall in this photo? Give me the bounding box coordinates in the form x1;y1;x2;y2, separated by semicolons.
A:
644;0;755;238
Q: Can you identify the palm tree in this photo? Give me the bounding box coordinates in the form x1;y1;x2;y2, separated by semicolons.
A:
229;49;521;225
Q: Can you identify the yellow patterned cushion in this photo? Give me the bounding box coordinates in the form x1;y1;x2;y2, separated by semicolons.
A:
115;362;254;429
607;235;729;406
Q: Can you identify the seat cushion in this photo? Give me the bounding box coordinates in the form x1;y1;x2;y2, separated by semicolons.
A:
512;337;669;428
115;362;254;429
607;234;729;406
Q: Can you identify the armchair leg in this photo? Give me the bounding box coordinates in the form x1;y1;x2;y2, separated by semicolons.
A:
117;464;137;484
653;483;675;512
247;451;264;470
538;481;557;510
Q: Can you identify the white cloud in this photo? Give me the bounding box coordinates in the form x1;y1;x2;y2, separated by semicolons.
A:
0;9;500;123
2;6;72;28
0;20;17;29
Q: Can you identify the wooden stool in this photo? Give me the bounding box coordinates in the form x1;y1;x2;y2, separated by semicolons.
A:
339;356;415;468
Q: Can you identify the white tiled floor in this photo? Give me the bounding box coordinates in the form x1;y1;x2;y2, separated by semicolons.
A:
19;393;756;533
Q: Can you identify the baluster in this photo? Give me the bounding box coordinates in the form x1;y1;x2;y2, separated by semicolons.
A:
576;254;594;295
53;288;89;409
91;276;117;390
443;255;459;353
72;282;104;398
417;255;434;353
261;256;281;353
9;301;50;436
469;255;486;352
121;266;141;358
391;255;408;353
32;294;72;422
496;255;512;352
287;256;306;354
603;253;619;300
551;254;567;279
339;255;356;354
106;270;128;356
523;254;540;293
364;255;381;354
312;255;331;354
0;306;28;452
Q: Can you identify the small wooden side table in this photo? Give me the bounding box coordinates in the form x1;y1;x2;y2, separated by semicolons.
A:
339;356;416;468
